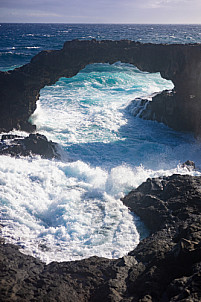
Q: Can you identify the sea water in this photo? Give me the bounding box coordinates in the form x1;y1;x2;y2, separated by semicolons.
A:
1;24;201;263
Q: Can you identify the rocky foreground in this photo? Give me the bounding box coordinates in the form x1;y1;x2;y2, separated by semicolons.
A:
0;173;201;302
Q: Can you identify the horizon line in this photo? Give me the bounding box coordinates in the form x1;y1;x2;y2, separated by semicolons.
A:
1;22;201;25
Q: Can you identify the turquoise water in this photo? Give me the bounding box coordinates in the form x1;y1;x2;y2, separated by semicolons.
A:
1;24;201;263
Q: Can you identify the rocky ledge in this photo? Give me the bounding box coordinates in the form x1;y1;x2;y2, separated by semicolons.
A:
0;133;59;159
1;173;201;302
1;40;201;136
128;89;201;132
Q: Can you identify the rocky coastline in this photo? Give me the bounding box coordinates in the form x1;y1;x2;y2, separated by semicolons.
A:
0;40;201;301
1;173;201;301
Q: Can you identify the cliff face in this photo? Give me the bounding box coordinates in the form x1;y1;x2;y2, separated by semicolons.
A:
1;39;201;135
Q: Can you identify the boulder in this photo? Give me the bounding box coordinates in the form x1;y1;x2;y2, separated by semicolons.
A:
0;133;59;159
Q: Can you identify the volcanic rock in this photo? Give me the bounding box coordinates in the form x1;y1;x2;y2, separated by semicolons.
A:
0;133;59;159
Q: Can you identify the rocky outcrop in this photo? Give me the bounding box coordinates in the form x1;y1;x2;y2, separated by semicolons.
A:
129;89;201;133
1;40;201;135
0;133;59;159
128;90;181;130
1;174;201;301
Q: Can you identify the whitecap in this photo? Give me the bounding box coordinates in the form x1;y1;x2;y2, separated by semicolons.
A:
25;46;40;49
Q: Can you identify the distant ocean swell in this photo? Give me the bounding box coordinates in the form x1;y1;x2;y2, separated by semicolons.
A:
1;23;201;70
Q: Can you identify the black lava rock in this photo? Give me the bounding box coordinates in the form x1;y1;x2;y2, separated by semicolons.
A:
0;133;59;159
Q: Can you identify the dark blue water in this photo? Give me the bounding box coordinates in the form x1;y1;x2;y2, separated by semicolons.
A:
1;23;201;70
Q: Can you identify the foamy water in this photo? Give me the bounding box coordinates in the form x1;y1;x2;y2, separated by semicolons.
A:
31;63;173;146
1;62;201;264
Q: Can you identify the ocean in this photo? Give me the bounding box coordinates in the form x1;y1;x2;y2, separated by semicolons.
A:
1;23;201;264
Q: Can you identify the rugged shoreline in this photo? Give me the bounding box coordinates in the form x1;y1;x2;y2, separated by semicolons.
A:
1;39;201;301
1;173;201;302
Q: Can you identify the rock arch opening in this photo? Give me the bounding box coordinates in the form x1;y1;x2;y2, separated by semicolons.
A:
1;39;201;135
30;62;174;145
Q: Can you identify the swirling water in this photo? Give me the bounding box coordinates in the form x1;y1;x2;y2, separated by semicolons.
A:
1;24;201;263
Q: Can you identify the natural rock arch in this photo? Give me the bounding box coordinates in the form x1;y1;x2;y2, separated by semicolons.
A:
1;39;201;135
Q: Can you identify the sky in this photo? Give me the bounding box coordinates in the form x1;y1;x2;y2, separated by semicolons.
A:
0;0;201;24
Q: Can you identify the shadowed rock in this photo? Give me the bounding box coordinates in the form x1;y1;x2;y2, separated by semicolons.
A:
1;174;201;301
1;40;201;136
0;133;59;159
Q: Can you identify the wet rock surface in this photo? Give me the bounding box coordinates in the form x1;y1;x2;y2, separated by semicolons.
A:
0;133;59;159
129;90;201;134
1;174;201;301
128;90;181;130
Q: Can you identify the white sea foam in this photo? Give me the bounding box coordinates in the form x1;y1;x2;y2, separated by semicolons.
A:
0;156;138;263
1;155;200;264
30;63;174;146
25;46;40;49
1;63;201;264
